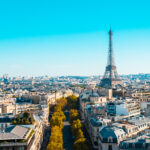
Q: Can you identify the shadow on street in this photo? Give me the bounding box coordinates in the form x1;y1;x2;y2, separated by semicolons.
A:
63;111;74;150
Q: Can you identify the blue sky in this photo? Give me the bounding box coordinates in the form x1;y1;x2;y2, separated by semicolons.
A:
0;0;150;76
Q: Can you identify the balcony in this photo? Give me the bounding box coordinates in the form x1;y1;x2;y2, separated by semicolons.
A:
0;142;27;147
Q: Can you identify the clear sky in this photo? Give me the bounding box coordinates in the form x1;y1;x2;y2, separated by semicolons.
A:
0;0;150;76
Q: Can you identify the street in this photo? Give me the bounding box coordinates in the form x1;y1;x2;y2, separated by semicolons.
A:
40;125;51;150
63;111;74;150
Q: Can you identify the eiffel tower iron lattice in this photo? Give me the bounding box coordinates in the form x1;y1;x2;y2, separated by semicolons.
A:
100;29;123;89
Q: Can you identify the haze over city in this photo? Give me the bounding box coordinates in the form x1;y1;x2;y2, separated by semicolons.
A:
0;0;150;76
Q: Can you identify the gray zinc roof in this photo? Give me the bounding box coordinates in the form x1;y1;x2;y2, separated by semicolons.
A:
0;125;29;140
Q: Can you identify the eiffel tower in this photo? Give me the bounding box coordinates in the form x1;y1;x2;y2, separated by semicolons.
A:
100;29;123;89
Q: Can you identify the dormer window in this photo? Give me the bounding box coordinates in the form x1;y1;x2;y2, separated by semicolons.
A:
108;136;113;143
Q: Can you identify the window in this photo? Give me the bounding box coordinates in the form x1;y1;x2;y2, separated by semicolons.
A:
108;145;112;150
18;147;24;150
108;137;113;143
97;128;99;132
143;143;145;148
94;141;98;146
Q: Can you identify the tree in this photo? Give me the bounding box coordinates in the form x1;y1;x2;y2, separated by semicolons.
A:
72;119;82;136
29;117;35;124
67;95;78;109
69;109;78;123
47;126;63;150
12;120;16;124
53;111;66;121
47;142;63;150
56;98;67;109
50;116;64;129
24;120;29;124
47;97;67;150
54;105;62;112
73;138;90;150
76;129;84;140
16;116;21;123
23;111;30;118
12;112;34;125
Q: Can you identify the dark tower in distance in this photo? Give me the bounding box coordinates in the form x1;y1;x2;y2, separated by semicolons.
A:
100;29;123;89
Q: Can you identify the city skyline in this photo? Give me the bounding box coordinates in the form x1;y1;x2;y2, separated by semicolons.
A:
0;0;150;76
1;1;150;150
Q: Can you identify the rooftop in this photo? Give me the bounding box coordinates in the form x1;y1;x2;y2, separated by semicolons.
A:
0;125;30;141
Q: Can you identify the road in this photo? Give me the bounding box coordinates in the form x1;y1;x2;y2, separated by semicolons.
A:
40;125;51;150
63;111;74;150
40;109;74;150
